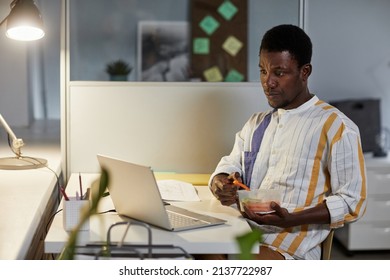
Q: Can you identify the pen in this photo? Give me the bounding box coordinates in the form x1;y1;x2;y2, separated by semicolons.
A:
233;180;250;191
60;187;69;201
79;172;83;199
83;188;91;200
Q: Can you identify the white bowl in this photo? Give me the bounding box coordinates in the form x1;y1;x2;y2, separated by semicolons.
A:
237;189;281;214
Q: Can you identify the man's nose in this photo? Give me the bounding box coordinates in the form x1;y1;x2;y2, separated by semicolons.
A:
263;75;277;89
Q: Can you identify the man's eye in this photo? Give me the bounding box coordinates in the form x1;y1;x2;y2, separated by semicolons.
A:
260;69;267;75
275;70;284;77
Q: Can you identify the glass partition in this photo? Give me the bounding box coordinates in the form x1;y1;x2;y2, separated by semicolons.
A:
69;0;300;82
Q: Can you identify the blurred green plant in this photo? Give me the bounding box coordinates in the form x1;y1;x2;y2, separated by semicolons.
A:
235;228;263;260
58;168;109;260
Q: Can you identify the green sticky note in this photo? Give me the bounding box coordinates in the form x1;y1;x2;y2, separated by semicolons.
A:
218;0;238;21
199;15;220;35
193;38;210;54
225;69;244;82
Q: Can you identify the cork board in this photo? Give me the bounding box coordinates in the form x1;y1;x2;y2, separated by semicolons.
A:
190;0;248;82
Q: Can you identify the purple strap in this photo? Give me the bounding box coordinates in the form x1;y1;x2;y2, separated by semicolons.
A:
244;113;272;186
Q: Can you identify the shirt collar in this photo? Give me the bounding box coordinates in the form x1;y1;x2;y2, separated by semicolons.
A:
277;95;318;115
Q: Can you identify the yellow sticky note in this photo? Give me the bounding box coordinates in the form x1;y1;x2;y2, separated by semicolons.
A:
222;36;243;56
203;66;223;82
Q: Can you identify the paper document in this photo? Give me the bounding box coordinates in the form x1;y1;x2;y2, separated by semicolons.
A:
157;180;200;201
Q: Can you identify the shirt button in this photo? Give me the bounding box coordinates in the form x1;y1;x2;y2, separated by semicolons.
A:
279;124;283;128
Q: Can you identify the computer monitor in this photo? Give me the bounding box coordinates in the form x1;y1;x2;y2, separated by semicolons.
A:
330;98;381;154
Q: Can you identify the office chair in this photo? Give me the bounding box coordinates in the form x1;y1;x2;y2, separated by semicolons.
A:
321;229;334;260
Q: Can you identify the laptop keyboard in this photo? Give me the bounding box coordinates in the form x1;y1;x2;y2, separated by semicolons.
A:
167;211;209;228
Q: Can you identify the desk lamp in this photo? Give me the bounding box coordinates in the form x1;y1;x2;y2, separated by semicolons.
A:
0;114;47;169
0;0;45;41
0;0;46;169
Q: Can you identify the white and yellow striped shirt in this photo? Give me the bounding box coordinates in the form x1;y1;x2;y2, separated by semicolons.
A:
210;95;367;259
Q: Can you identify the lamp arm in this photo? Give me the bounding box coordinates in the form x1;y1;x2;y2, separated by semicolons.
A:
0;113;24;157
10;0;19;9
0;1;21;27
0;15;8;27
0;0;14;26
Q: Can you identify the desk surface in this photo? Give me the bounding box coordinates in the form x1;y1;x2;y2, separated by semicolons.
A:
0;144;62;259
154;173;211;186
45;173;255;255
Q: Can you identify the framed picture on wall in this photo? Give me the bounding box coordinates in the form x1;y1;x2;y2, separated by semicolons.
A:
137;21;190;81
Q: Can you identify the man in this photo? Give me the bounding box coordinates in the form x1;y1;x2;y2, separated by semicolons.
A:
209;24;367;260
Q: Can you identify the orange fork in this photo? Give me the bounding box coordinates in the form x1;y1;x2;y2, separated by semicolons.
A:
233;180;250;191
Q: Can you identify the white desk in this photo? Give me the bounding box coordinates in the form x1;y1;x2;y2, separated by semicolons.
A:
45;173;255;255
0;144;62;259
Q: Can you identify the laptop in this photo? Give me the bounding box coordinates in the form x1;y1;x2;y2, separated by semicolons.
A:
97;154;227;231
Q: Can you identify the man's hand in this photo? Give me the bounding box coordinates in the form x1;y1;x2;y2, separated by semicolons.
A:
242;202;294;228
210;172;242;206
241;201;331;228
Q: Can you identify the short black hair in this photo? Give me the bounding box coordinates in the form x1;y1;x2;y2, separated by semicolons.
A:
260;24;312;67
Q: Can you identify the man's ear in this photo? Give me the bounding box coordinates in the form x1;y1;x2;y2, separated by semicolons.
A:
301;63;312;81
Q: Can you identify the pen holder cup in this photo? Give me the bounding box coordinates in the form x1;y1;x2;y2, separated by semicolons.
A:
63;198;91;231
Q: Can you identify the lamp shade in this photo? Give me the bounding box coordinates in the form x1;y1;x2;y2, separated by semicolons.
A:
5;0;45;41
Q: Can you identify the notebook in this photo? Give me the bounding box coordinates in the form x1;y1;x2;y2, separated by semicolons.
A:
97;154;227;231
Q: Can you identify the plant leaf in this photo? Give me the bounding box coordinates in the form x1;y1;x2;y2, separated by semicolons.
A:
235;229;263;260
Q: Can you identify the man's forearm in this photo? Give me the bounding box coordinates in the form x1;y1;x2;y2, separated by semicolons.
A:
289;202;331;227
